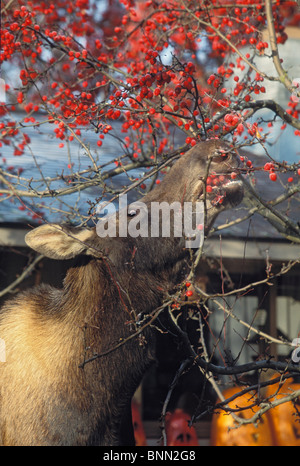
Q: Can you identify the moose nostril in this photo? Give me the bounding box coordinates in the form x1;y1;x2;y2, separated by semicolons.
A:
211;149;230;163
128;208;137;217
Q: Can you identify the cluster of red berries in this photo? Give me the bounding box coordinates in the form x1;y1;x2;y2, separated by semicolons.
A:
204;172;239;194
1;0;299;172
264;162;278;182
263;162;300;183
185;282;193;298
145;49;159;65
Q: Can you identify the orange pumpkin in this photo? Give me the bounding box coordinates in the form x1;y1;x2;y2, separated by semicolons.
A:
164;409;199;446
131;400;147;446
266;377;300;446
210;387;274;446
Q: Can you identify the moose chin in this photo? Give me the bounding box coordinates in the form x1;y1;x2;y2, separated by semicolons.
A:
0;139;243;446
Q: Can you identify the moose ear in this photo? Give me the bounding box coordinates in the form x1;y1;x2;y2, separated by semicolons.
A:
25;224;95;260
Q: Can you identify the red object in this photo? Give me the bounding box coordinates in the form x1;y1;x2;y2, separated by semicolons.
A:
165;409;199;446
131;401;147;446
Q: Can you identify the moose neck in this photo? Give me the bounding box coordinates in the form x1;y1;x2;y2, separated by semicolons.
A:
57;256;159;445
59;254;170;362
62;255;169;321
59;243;188;368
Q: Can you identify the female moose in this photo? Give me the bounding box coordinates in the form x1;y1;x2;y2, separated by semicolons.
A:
0;140;243;445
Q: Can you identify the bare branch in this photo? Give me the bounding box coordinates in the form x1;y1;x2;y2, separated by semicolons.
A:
0;254;44;298
265;0;299;97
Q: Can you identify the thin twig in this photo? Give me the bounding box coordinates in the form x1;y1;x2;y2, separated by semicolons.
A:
0;254;44;298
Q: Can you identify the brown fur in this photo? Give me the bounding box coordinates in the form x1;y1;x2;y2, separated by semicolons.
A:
0;140;243;445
